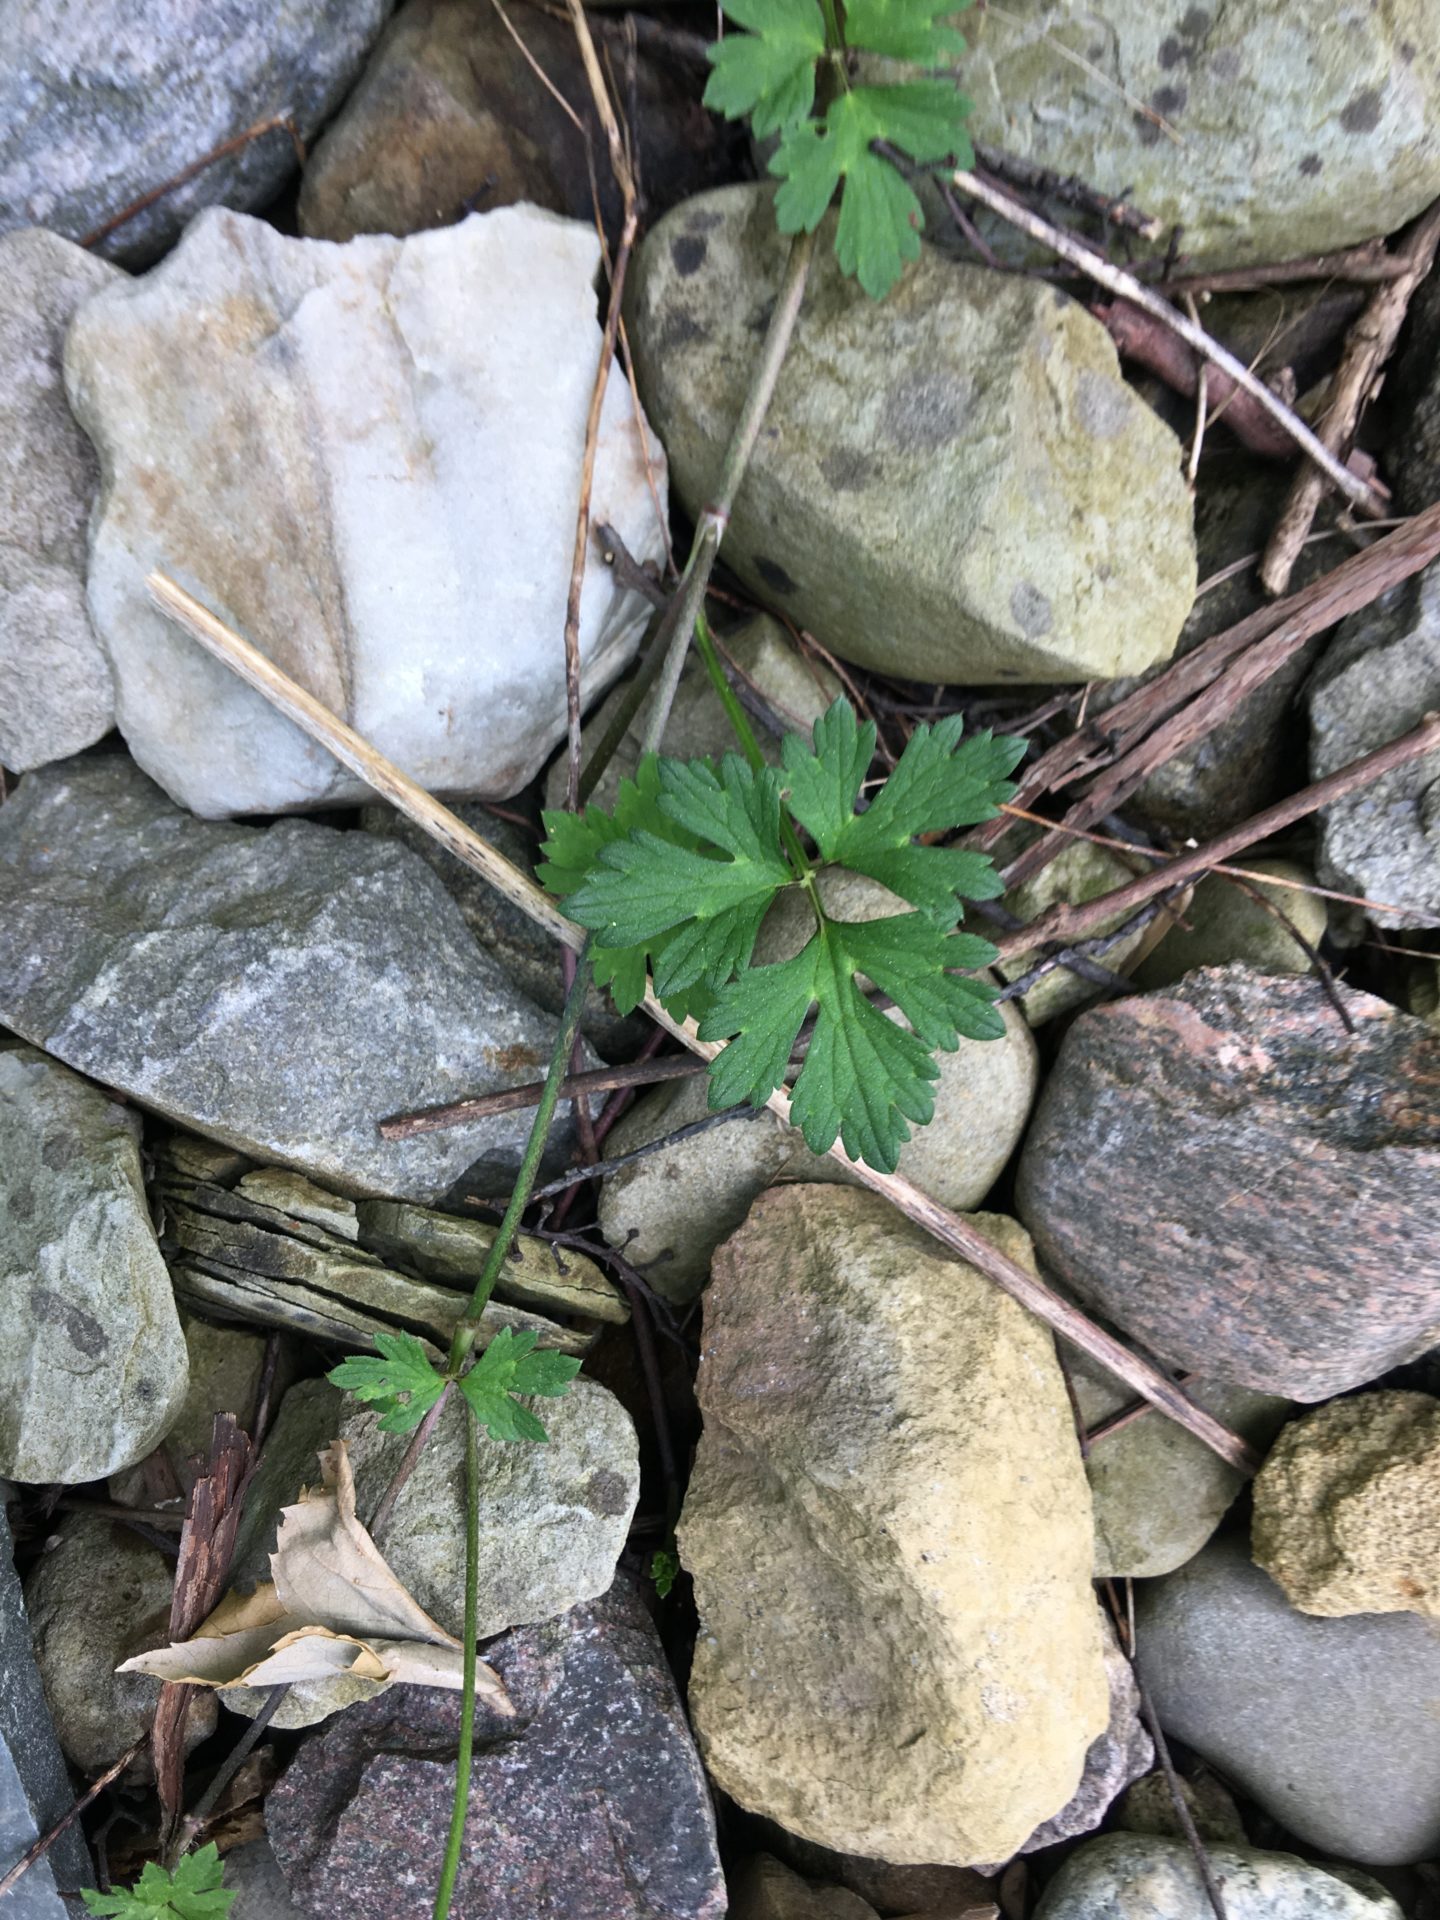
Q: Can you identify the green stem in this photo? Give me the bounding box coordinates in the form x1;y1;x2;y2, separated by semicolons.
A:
638;227;817;761
432;1403;480;1920
446;940;594;1377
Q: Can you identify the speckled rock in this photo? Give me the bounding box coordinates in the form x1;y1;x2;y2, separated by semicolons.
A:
599;968;1038;1304
110;1310;274;1508
545;613;842;817
299;0;734;244
1065;1347;1291;1578
24;1517;217;1774
1252;1391;1440;1616
1134;861;1327;989
0;755;583;1205
1017;968;1440;1400
266;1576;726;1920
680;1188;1108;1866
0;1045;186;1484
0;0;392;263
728;1856;878;1920
65;204;665;817
995;840;1152;1024
0;229;119;773
628;184;1194;686
1034;1833;1402;1920
1114;1770;1247;1846
216;1838;305;1919
1135;1534;1440;1865
1307;558;1440;928
954;0;1440;272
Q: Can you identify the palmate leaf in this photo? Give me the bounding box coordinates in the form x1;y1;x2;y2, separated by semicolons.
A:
457;1326;582;1444
703;0;826;137
329;1331;446;1435
82;1844;235;1918
842;0;971;63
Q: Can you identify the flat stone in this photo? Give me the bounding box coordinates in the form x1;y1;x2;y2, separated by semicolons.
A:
1135;1534;1440;1866
1251;1390;1440;1616
1017;968;1440;1400
600;909;1038;1304
680;1189;1108;1866
0;228;119;773
1307;558;1440;928
266;1576;726;1919
0;754;582;1204
299;0;735;245
1065;1349;1291;1578
954;0;1440;272
0;1506;93;1913
0;1045;187;1484
1133;861;1327;990
727;1856;878;1920
110;1309;275;1508
0;0;391;263
1033;1833;1402;1920
627;184;1194;686
65;204;665;817
221;1838;306;1919
24;1515;217;1775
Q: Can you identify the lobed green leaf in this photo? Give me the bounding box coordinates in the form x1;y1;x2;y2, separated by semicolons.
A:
329;1332;446;1435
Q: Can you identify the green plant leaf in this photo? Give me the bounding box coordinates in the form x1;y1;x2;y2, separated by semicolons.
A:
83;1845;235;1918
841;0;970;63
650;1548;681;1598
703;0;826;136
456;1326;582;1445
329;1331;446;1435
772;84;972;298
783;699;1025;923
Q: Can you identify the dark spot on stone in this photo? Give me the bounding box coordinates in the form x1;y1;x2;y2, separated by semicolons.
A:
656;311;706;356
584;1469;631;1518
1178;5;1211;35
879;372;975;452
32;1287;106;1359
1152;83;1188;117
1010;582;1055;639
753;554;799;596
670;235;707;277
1340;86;1383;133
41;1131;77;1172
686;210;724;233
1299;152;1324;176
7;1183;33;1223
1401;39;1417;61
747;297;777;338
1208;46;1241;80
1135;113;1163;147
1157;35;1186;67
819;448;876;493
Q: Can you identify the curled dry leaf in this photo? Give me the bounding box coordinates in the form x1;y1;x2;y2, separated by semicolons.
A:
120;1443;513;1713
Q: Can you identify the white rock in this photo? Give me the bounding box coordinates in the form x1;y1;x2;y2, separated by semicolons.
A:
0;229;120;772
65;205;666;817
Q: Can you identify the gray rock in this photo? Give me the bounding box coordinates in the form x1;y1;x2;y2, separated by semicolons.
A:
65;204;665;818
222;1838;306;1920
1017;969;1440;1400
599;973;1038;1304
1308;559;1440;928
24;1515;217;1775
230;1377;346;1589
954;0;1440;272
1115;1770;1247;1846
1064;1349;1291;1578
0;229;119;774
1389;266;1440;513
0;0;392;264
996;839;1155;1025
1033;1833;1402;1920
628;185;1194;687
0;755;582;1205
0;1506;92;1913
266;1576;726;1919
1135;1534;1440;1866
0;1045;187;1484
110;1310;279;1509
543;612;843;818
1133;861;1328;990
298;0;735;246
681;1189;1108;1867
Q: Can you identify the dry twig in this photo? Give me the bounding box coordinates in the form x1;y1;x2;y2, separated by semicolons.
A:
80;116;305;251
0;1737;147;1904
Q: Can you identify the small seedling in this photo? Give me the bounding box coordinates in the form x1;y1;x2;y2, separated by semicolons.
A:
650;1548;681;1598
540;696;1023;1172
331;1327;582;1444
704;0;975;296
82;1844;234;1919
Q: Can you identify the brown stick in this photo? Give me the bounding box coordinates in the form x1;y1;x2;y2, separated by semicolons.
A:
1156;244;1409;296
80;115;305;251
949;168;1386;515
0;1737;147;1903
1260;197;1440;596
381;1052;706;1136
996;711;1440;960
559;0;639;809
147;581;1259;1474
1096;299;1298;462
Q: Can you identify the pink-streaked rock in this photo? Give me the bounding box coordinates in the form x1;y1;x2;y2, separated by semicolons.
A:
1017;966;1440;1400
